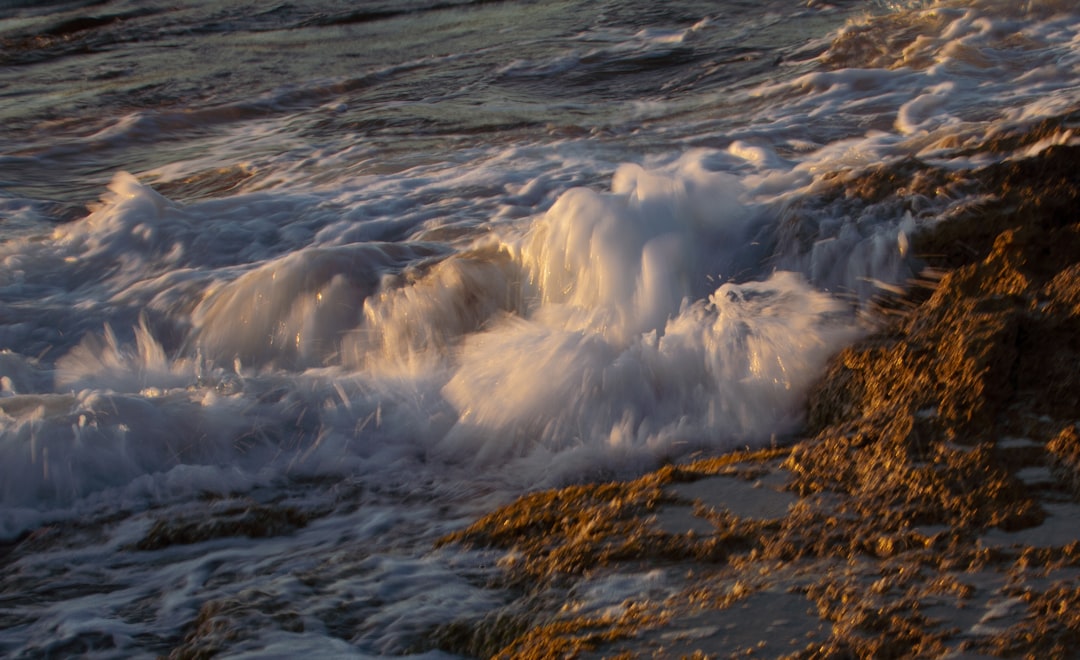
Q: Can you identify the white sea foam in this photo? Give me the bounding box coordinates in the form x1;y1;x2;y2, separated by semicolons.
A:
0;148;866;529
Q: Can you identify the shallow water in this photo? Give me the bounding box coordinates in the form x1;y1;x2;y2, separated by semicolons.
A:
2;0;1079;656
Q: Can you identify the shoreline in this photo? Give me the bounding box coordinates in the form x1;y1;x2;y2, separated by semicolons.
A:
430;115;1080;659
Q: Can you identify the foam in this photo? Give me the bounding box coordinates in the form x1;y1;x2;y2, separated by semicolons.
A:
0;150;862;525
895;83;956;134
191;242;441;369
437;271;856;480
422;159;857;482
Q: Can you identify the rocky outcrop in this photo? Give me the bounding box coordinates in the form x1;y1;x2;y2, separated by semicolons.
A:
431;126;1080;658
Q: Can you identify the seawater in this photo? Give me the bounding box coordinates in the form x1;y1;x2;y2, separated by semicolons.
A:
1;0;1079;656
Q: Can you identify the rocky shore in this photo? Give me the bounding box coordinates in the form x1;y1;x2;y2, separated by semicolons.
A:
432;115;1080;658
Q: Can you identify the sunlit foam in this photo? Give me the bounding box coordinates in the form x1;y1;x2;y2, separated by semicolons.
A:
513;159;758;341
0;154;867;516
437;271;857;482
190;243;439;369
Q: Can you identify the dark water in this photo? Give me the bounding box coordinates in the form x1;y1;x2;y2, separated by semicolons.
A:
1;0;848;210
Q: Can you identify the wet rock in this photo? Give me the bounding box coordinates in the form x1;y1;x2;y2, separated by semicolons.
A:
169;590;305;660
430;118;1080;659
134;504;310;551
1048;425;1080;495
